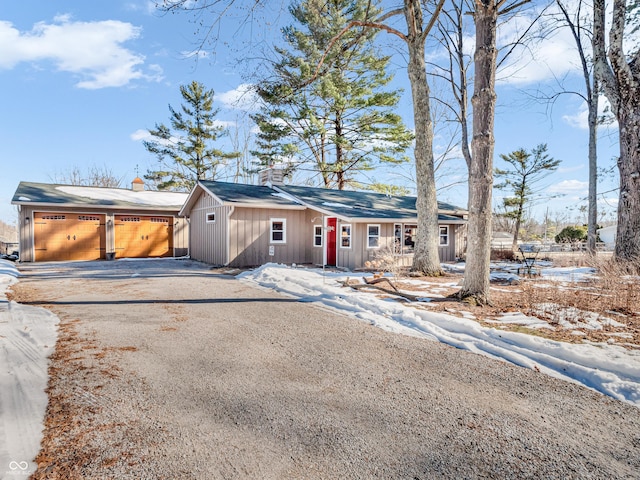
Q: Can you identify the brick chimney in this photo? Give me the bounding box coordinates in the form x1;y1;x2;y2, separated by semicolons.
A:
258;165;284;187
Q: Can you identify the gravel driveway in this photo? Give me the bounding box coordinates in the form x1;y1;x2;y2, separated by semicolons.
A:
11;259;640;479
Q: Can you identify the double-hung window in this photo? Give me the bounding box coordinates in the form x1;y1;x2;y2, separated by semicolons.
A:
270;218;286;244
340;224;352;248
313;225;323;247
367;224;380;249
439;226;449;246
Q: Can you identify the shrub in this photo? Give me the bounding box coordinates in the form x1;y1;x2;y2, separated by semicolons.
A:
555;225;588;243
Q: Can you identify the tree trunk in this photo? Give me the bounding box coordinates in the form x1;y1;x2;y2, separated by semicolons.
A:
405;0;442;276
593;0;640;265
614;103;640;263
458;0;498;304
587;88;598;254
511;200;524;252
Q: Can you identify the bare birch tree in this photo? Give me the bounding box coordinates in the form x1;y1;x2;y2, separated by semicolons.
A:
593;0;640;266
538;0;600;254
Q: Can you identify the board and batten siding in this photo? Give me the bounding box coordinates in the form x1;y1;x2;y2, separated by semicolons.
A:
229;207;309;267
188;192;231;265
335;221;460;269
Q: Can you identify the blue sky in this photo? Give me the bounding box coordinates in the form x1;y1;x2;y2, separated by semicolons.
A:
0;0;620;225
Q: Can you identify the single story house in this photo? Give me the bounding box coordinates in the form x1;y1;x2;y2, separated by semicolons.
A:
179;180;467;270
597;224;616;250
12;179;189;262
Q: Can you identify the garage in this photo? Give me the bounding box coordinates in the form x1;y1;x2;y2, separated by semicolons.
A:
34;212;105;262
114;215;173;259
12;181;190;263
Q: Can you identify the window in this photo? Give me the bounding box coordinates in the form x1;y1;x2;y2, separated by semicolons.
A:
313;225;323;247
270;218;286;243
404;225;417;252
439;226;449;246
206;212;216;223
340;224;352;248
367;224;380;248
394;223;402;254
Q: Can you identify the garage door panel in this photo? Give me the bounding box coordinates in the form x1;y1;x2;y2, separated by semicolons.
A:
34;213;105;262
115;216;173;259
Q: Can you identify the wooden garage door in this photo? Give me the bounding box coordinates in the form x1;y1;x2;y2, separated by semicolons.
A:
34;213;106;262
114;216;173;258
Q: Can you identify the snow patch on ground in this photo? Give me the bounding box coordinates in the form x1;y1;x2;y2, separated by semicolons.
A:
0;260;59;477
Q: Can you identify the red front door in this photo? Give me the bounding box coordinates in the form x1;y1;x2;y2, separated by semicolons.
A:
326;218;337;266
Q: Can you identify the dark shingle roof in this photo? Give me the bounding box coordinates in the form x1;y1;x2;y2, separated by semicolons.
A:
276;184;465;221
198;181;300;207
183;181;467;222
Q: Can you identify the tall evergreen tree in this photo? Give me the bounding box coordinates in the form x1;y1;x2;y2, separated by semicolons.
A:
253;0;413;190
144;81;240;191
494;144;561;251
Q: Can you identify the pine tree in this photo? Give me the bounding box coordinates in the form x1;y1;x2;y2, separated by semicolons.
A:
144;81;240;191
253;0;413;190
494;144;561;251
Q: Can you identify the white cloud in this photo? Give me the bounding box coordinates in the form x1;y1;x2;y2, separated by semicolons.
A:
0;16;163;89
217;83;259;111
131;120;237;143
562;104;589;129
211;119;237;129
130;129;151;141
562;96;617;130
495;2;586;86
547;179;588;195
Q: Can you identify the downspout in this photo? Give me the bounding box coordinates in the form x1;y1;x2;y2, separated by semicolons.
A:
185;216;191;258
226;206;235;266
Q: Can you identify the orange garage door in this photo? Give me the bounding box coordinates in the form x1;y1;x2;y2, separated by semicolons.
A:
115;216;173;258
34;213;106;261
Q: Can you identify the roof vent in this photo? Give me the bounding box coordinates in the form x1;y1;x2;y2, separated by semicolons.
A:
131;177;145;192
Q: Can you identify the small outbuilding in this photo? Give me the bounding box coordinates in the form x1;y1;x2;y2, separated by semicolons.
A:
12;180;189;262
179;180;467;269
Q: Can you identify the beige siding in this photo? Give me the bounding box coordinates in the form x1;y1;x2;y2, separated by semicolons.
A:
188;192;230;265
229;208;309;267
438;225;455;262
17;207;33;262
305;209;324;266
335;221;462;269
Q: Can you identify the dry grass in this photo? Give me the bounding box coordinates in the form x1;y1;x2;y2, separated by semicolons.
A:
373;257;640;349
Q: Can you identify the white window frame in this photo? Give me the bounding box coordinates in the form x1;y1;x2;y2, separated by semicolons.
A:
394;223;403;255
270;218;286;244
367;224;381;249
206;212;216;223
340;224;352;249
403;224;417;253
439;225;449;246
313;225;323;247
